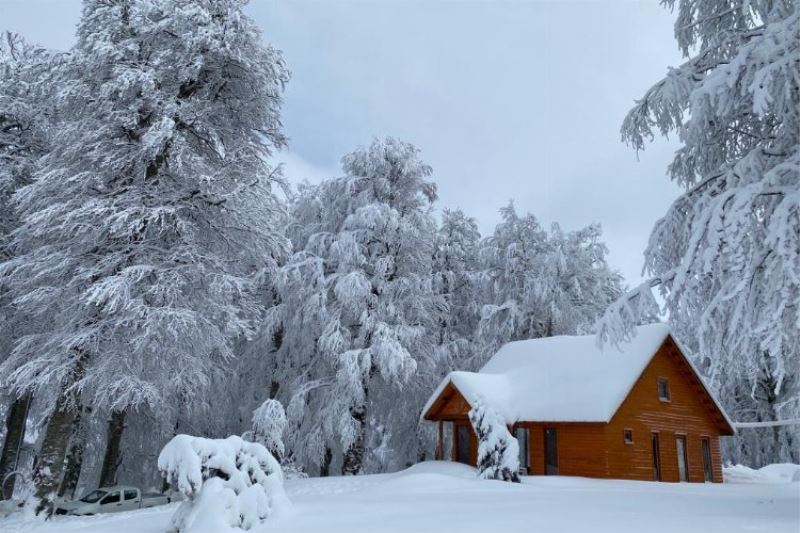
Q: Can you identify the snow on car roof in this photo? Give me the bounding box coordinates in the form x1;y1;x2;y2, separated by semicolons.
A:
423;323;672;423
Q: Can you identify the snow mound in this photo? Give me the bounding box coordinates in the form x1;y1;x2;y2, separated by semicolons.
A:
397;461;477;479
723;463;800;484
158;435;291;532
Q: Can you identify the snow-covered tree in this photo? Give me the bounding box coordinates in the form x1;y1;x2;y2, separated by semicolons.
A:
597;0;799;465
468;396;519;483
0;0;290;507
432;209;482;368
158;434;290;533
267;138;444;475
478;203;623;358
251;399;287;461
0;31;54;501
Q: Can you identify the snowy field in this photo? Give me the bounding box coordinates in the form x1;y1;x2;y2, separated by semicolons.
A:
1;462;798;533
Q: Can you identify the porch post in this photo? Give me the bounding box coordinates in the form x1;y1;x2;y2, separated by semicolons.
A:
435;420;444;460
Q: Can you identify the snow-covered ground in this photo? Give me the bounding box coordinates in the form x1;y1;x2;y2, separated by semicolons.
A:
2;461;798;533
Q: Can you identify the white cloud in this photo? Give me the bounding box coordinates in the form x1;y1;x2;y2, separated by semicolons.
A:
273;150;337;185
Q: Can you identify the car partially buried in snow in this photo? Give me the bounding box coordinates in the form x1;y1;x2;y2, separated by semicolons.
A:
55;486;172;516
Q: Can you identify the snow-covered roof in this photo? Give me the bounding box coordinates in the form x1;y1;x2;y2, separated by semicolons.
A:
422;323;731;427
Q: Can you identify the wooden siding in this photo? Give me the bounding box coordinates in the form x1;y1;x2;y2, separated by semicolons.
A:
517;423;607;477
605;337;725;482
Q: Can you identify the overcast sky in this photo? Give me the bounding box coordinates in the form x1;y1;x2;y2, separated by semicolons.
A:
2;0;684;286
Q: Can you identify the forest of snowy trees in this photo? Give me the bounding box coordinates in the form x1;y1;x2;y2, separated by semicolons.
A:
0;0;797;514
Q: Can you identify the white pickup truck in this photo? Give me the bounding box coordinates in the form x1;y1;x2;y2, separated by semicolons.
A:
54;485;172;516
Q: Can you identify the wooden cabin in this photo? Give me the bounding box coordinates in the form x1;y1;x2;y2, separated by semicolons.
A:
422;324;735;483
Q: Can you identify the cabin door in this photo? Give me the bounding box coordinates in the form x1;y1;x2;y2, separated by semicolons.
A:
456;424;471;465
544;427;558;475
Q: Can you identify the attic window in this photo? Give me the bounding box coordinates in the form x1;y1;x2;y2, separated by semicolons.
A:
657;377;671;402
624;429;633;444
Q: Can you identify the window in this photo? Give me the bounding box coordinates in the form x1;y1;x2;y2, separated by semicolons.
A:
676;435;689;482
623;429;633;444
657;377;671;401
514;427;530;472
651;433;662;481
124;490;138;501
100;491;121;504
544;428;558;475
79;490;107;503
455;424;471;465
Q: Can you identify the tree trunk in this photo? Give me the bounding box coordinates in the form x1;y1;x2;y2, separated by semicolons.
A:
58;419;85;500
34;355;87;515
98;409;126;488
34;395;79;513
341;403;367;476
0;393;32;500
319;447;332;477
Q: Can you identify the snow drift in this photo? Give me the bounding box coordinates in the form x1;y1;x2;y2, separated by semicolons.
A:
723;463;800;484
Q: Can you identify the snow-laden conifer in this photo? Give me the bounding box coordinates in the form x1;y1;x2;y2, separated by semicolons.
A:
468;396;520;483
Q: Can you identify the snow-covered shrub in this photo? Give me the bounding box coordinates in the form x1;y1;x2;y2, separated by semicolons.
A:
252;399;288;460
468;397;520;482
158;435;291;533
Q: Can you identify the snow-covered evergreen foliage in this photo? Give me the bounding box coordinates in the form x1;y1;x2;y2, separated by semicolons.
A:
598;0;799;466
468;396;519;483
158;434;290;532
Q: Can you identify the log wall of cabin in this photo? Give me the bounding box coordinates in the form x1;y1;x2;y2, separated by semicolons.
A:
517;422;607;477
604;338;726;483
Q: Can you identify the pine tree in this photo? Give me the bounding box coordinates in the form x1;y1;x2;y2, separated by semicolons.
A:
597;0;799;465
468;396;520;483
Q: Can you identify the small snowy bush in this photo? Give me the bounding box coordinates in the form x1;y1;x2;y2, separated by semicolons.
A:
252;399;288;460
158;435;291;533
469;397;520;482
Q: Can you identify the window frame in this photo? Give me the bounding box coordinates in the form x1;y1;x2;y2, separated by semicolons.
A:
623;428;634;444
675;434;689;482
657;377;671;402
513;425;530;473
